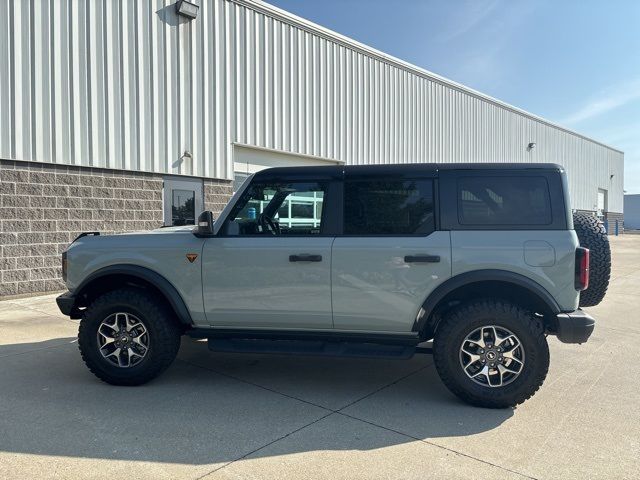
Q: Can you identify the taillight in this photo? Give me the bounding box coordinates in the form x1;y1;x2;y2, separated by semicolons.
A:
575;247;589;291
62;251;68;282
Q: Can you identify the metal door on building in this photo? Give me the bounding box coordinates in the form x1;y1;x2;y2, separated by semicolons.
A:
597;189;608;221
163;176;204;226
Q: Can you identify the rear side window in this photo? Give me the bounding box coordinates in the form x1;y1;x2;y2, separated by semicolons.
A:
344;179;435;235
458;176;552;226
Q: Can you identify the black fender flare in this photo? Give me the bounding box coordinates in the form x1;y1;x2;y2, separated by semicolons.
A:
74;264;193;325
414;269;562;332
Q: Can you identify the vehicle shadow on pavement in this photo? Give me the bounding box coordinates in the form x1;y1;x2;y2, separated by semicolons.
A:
0;337;513;466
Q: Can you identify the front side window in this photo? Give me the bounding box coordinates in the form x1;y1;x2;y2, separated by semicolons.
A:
458;176;552;226
344;178;435;235
227;181;326;235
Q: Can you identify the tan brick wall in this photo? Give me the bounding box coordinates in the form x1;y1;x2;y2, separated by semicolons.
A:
204;179;234;218
0;160;232;297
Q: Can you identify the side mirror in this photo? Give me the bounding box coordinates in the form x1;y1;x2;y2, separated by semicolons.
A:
196;211;214;236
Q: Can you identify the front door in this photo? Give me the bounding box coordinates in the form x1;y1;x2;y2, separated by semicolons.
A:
331;173;452;332
202;178;337;329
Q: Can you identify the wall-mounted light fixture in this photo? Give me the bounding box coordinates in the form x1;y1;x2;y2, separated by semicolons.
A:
176;0;199;20
527;142;536;151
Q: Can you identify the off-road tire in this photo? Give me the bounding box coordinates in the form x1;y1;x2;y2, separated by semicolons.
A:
78;288;182;386
433;300;549;408
572;212;611;307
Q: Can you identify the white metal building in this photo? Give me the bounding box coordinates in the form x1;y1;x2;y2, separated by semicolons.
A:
0;0;626;295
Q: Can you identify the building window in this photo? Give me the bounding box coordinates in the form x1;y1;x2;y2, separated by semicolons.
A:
163;176;204;226
172;189;196;226
343;179;435;235
457;176;552;226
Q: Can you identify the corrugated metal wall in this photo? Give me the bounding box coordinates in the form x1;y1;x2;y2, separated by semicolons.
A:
0;0;624;212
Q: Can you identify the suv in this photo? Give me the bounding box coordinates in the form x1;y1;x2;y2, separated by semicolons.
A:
56;164;610;408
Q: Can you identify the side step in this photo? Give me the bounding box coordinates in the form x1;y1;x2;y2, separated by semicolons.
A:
208;338;418;359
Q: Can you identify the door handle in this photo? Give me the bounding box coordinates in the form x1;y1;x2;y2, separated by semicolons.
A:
404;255;440;263
289;254;323;262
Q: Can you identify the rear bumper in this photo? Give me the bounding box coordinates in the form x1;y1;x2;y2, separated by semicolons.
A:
554;309;595;344
56;292;82;319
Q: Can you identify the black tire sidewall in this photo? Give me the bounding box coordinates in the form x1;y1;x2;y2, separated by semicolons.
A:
573;212;611;307
78;289;180;384
434;301;549;408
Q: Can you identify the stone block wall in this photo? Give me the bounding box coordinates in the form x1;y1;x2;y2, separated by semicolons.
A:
204;179;234;218
0;159;232;297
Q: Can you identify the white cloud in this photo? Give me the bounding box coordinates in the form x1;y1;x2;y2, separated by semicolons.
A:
560;79;640;125
437;1;537;89
438;0;501;42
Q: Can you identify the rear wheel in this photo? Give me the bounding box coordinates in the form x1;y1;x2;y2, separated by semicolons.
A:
78;288;181;385
433;300;549;408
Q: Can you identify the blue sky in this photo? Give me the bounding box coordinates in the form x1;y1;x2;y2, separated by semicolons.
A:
268;0;640;193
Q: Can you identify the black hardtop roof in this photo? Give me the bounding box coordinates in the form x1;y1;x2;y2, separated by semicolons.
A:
253;162;564;180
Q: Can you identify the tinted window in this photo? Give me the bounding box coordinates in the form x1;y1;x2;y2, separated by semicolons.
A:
171;189;195;226
458;176;552;226
344;179;435;235
228;182;326;235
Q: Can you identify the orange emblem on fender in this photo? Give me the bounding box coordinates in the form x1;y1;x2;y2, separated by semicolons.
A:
186;253;198;263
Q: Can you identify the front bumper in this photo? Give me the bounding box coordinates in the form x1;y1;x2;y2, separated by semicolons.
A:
554;309;595;344
56;292;82;319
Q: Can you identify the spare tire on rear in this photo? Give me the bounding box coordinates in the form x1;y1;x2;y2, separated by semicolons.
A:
572;212;611;307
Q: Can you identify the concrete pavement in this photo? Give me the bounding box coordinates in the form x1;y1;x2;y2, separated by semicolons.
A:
0;236;638;479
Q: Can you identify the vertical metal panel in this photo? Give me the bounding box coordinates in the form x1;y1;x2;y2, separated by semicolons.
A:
0;0;624;212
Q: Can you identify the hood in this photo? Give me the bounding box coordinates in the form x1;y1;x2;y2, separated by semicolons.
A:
112;225;197;236
71;225;197;243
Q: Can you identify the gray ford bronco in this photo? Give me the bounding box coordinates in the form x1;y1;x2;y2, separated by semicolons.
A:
57;163;610;408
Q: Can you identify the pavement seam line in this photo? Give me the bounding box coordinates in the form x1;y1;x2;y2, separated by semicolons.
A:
335;362;432;412
177;358;334;412
179;355;431;414
194;411;337;480
179;357;433;478
337;411;539;480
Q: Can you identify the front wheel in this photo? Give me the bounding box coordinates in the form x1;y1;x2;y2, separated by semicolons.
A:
433;300;549;408
78;288;182;386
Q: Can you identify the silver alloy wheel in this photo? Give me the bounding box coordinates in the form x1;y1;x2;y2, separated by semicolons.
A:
459;325;525;387
97;312;149;368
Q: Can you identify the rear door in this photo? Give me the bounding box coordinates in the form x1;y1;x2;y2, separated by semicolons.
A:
439;169;579;312
331;170;452;332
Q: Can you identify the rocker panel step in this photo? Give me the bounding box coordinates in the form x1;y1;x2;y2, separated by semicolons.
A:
207;338;417;359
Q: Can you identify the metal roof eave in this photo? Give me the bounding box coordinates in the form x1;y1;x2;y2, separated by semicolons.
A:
236;0;624;155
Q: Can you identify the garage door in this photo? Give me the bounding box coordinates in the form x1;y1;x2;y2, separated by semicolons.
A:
233;145;341;191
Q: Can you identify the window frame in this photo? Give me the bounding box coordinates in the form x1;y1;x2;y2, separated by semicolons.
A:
439;169;568;231
218;177;342;237
162;175;204;227
338;173;439;237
